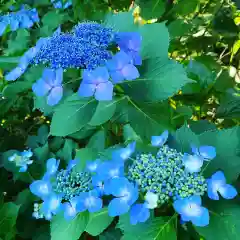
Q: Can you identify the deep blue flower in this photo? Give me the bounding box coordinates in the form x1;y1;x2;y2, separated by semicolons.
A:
106;51;140;83
191;145;216;161
78;66;113;101
46;158;60;176
62;197;79;220
73;22;114;47
86;159;101;173
107;177;139;217
112;142;136;162
115;32;142;65
151;130;168;147
32;68;63;106
41;193;62;220
173;195;209;227
182;154;203;173
130;203;150;225
76;190;103;213
30;178;52;200
207;171;237;200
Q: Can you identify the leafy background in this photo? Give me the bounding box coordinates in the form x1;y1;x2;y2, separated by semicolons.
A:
0;0;240;239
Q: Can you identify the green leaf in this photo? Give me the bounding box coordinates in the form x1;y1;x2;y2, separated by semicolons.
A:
87;130;105;151
2;81;31;98
89;101;116;126
123;124;142;143
51;212;89;240
75;148;98;172
5;29;30;55
173;0;199;16
168;20;192;39
34;143;50;162
118;214;177;240
0;202;20;236
199;127;240;181
50;95;97;137
56;139;77;164
99;228;122;240
123;59;192;102
196;201;240;240
85;208;113;236
104;11;137;32
15;189;37;213
136;0;165;19
33;96;54;116
139;23;169;60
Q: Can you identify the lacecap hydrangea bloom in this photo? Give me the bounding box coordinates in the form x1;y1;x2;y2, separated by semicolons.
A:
0;6;39;36
5;22;142;105
8;149;33;172
29;131;237;227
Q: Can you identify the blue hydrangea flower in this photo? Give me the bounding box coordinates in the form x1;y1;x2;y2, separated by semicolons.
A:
46;158;60;176
115;32;142;65
66;159;78;172
78;66;113;101
8;149;33;172
107;177;138;217
173;195;209;227
207;171;237;200
76;190;103;213
92;175;105;196
106;51;140;84
41;193;62;220
151;130;169;147
62;197;79;220
73;22;114;47
130;203;150;225
191;145;216;161
182;154;203;173
112;142;136;162
86;159;101;173
51;0;72;9
30;178;52;200
144;191;158;209
32;68;63;106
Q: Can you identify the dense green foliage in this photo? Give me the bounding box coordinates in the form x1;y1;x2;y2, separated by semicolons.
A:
0;0;240;240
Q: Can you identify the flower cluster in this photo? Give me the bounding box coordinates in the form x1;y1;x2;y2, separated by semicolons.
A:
0;7;39;36
5;22;142;104
51;0;72;9
8;149;33;172
29;130;237;227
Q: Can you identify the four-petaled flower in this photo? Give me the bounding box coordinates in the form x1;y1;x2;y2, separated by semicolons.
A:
30;177;52;200
115;32;142;65
151;130;169;147
182;154;203;173
191;145;216;161
62;197;80;220
32;68;63;106
107;177;138;217
112;142;136;162
76;190;103;213
207;171;237;200
106;51;140;84
78;66;113;101
173;195;209;227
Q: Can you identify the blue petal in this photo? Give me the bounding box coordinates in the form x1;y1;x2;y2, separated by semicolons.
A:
207;179;220;200
95;81;113;101
182;154;203;173
218;184;238;199
32;78;51;97
63;202;78;221
19;165;28;172
78;83;95;97
42;69;56;86
113;51;132;69
199;146;216;160
86;159;100;172
173;199;186;214
130;203;150;225
151;130;169;147
131;52;142;66
92;175;105;196
189;195;202;205
210;171;226;183
87;196;103;213
53;68;63;86
5;67;25;81
0;22;7;36
46;158;60;175
112;142;136;162
83;66;109;84
109;70;125;84
191;207;209;227
42;193;62;215
21;149;33;158
29;180;52;199
108;198;130;217
66;159;78;172
47;86;63;106
121;64;139;80
20;15;33;28
10;19;19;31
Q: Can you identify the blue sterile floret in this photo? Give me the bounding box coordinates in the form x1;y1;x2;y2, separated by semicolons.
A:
8;149;33;172
0;7;39;36
51;0;72;9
